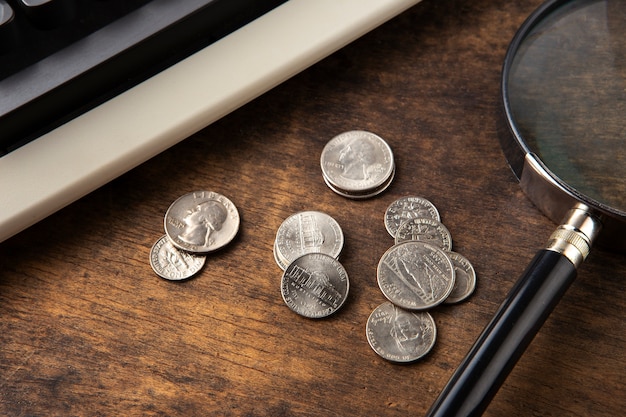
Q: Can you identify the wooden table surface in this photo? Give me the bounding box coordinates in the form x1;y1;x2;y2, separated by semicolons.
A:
1;0;624;416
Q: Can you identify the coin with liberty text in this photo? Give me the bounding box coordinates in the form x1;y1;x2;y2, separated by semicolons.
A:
384;196;440;237
366;301;437;362
150;235;206;280
394;217;452;251
164;191;240;254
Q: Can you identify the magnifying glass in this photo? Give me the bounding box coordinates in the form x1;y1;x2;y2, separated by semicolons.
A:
426;0;625;415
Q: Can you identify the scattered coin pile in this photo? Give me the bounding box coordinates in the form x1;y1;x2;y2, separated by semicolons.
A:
366;196;477;363
320;130;395;199
273;211;350;318
149;191;240;281
145;134;478;366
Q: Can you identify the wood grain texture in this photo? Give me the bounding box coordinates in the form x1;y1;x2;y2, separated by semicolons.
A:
1;0;624;416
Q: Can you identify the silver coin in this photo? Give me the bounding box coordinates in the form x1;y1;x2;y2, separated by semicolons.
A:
366;301;437;363
320;130;395;194
377;241;455;310
281;253;350;318
149;235;206;281
384;196;440;237
164;191;240;253
322;164;395;199
274;211;344;269
394;217;452;251
273;240;290;271
443;252;477;304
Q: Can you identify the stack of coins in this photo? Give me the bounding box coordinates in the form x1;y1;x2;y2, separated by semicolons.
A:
149;191;240;281
381;196;476;305
320;130;395;199
366;196;477;363
273;211;344;271
274;211;350;318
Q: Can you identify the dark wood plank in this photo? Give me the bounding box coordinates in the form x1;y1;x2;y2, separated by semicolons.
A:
1;0;624;416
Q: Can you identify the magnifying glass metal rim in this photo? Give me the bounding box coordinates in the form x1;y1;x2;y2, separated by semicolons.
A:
499;0;626;250
426;1;622;415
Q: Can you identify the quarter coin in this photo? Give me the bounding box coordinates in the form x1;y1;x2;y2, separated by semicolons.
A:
322;165;395;199
394;217;452;251
274;211;344;269
384;196;440;237
377;241;455;310
443;251;477;304
281;253;350;318
320;130;395;197
149;235;206;281
366;301;437;363
164;191;240;254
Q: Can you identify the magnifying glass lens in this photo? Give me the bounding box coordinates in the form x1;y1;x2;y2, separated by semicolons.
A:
508;0;626;210
426;1;625;416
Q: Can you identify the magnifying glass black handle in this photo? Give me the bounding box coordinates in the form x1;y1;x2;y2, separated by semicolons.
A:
425;205;601;417
424;249;576;417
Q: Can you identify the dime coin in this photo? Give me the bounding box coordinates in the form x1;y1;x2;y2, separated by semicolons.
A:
164;191;240;254
281;253;350;318
149;235;206;281
394;217;452;251
377;241;455;310
384;196;440;237
320;130;395;197
443;251;477;304
274;211;344;270
366;301;437;363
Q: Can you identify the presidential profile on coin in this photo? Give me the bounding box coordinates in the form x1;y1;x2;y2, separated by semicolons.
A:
280;252;349;318
394;217;453;251
384;196;440;238
164;191;240;254
150;235;206;281
320;130;395;199
366;301;437;363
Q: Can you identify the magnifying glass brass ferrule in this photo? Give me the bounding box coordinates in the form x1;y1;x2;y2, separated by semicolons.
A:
546;204;601;267
425;0;625;415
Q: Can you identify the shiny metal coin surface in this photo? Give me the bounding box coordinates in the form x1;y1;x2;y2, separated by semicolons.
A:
273;240;290;270
322;164;395;199
149;235;206;280
366;301;437;363
384;196;440;237
443;251;477;304
164;191;240;253
377;241;455;310
281;253;349;318
274;211;343;268
320;130;394;194
394;217;452;251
